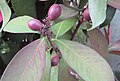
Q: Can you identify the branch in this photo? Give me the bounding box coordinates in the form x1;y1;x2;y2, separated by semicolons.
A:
47;35;62;57
70;18;83;40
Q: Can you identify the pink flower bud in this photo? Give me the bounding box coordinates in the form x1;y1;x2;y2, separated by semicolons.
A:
48;4;62;21
51;54;60;66
83;8;91;21
0;11;3;23
28;19;44;31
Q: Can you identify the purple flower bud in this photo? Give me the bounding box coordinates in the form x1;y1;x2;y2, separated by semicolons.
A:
48;4;62;21
28;19;44;31
51;54;60;66
0;11;3;23
83;8;91;21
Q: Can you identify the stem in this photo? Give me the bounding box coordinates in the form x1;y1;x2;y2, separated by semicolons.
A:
104;27;109;44
41;18;62;57
70;19;82;40
47;36;61;57
108;24;110;36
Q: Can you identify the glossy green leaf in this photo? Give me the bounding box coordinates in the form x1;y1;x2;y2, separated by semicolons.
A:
88;0;107;30
1;38;46;81
3;16;39;33
108;0;120;9
52;17;76;38
109;10;120;43
88;28;109;58
77;29;87;45
50;66;58;81
78;79;85;81
57;5;78;21
59;33;71;40
80;21;92;30
0;0;11;32
59;30;72;40
58;58;78;81
41;51;51;81
54;39;114;81
100;5;116;27
11;0;36;17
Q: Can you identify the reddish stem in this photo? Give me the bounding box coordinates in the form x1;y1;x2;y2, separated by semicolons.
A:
47;36;61;57
70;18;83;40
104;27;109;44
109;50;120;55
108;24;110;36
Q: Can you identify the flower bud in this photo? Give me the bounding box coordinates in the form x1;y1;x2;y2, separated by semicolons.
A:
51;54;60;66
0;11;3;23
48;4;62;21
83;8;91;21
28;19;44;31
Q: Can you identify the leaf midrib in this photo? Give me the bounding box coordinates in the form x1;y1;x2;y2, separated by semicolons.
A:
18;38;45;81
55;39;106;80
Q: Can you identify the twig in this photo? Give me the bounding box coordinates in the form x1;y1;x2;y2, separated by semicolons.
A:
104;27;109;44
46;35;62;57
41;18;62;57
70;18;83;40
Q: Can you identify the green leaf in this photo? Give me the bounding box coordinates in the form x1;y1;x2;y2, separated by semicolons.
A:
54;39;114;81
50;66;58;81
77;29;87;45
0;0;11;32
59;30;72;40
88;0;107;30
78;79;85;81
59;33;71;40
108;0;120;9
52;17;77;38
53;4;78;23
100;5;116;27
58;58;78;81
11;0;36;17
41;51;51;81
88;28;109;58
109;10;120;42
0;38;46;81
3;16;39;33
57;5;78;21
80;21;92;30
